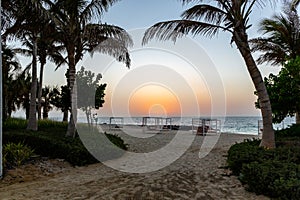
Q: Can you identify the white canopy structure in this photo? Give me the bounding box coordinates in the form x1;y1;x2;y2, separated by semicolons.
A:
142;117;172;131
109;117;124;129
192;118;221;135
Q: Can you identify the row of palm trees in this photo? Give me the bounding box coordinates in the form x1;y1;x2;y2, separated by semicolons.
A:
2;45;68;121
3;0;299;148
2;0;132;137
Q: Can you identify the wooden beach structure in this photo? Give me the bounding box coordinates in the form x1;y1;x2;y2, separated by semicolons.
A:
192;118;221;135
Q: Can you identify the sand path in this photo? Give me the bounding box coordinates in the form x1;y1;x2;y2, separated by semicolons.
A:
0;132;268;200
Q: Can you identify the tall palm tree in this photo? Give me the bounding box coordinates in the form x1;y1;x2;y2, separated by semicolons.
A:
36;25;66;120
49;0;133;137
143;0;276;148
250;8;300;65
4;0;51;130
12;29;66;121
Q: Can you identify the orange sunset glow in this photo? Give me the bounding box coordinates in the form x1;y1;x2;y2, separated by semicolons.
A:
129;85;181;116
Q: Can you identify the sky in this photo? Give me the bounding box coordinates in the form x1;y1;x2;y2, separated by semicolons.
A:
16;0;287;118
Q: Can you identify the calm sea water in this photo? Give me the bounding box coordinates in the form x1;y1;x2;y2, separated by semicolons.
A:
68;116;296;135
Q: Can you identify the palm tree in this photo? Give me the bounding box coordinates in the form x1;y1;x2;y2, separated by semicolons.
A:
36;25;66;120
50;85;70;122
250;7;300;65
14;70;32;120
12;28;66;121
3;0;51;131
143;0;276;148
250;5;300;123
2;45;21;120
40;86;59;119
49;0;133;137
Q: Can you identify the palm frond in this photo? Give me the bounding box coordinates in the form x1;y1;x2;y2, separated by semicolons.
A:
181;4;227;26
83;23;133;48
49;53;68;68
250;38;288;65
83;23;132;68
86;37;131;68
80;0;119;23
14;48;32;57
143;20;225;45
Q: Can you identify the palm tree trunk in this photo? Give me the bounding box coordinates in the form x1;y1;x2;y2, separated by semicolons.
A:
66;48;77;137
42;104;49;119
37;63;44;120
27;35;38;131
234;30;275;148
296;111;300;124
85;110;89;126
63;110;68;122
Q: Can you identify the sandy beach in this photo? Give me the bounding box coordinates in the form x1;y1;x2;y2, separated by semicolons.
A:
0;129;268;200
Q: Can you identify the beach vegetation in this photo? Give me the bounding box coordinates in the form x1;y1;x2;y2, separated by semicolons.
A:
47;0;133;137
2;0;132;135
4;0;53;131
76;67;107;126
142;0;276;148
250;5;300;66
3;118;127;167
251;3;300;124
3;142;34;168
2;45;34;121
258;58;300;124
227;125;300;199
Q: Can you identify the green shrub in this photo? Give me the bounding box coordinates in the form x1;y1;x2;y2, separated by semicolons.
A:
3;131;98;166
105;133;128;150
275;124;300;139
3;142;34;167
227;132;300;199
3;119;128;166
227;139;262;175
38;119;68;130
240;161;300;199
3;118;27;130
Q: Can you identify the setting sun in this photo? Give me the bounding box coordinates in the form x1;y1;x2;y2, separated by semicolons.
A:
129;85;181;116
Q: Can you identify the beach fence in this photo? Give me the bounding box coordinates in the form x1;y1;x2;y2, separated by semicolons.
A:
192;118;221;135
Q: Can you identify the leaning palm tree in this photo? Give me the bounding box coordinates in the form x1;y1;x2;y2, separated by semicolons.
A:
143;0;276;148
49;0;133;137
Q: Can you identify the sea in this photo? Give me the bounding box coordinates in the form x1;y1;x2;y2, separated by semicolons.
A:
65;116;296;135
